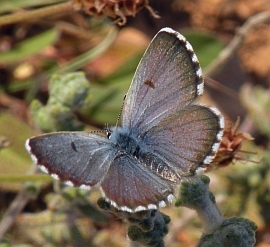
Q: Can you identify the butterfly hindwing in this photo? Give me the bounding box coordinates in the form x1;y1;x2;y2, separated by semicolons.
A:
100;154;175;211
143;105;224;176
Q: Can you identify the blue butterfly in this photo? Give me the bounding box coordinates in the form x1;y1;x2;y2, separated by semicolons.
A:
26;27;224;212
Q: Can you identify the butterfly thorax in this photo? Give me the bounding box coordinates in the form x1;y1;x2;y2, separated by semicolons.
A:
109;127;180;183
109;127;141;158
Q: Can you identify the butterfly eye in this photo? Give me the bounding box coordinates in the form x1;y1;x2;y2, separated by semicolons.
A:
104;123;112;139
106;129;112;139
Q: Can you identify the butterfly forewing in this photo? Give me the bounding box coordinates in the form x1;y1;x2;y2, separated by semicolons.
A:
26;133;115;187
122;28;203;132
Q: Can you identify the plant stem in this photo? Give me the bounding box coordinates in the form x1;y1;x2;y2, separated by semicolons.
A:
204;12;270;78
0;2;73;26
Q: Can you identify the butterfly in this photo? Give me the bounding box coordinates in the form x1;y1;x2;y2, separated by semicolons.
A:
26;27;224;212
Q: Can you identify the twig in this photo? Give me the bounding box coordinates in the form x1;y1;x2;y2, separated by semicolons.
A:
0;189;30;239
0;2;73;26
204;12;270;78
0;165;38;240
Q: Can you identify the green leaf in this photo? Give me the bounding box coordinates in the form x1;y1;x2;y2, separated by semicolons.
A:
0;29;58;63
0;113;37;191
0;174;52;183
88;54;142;125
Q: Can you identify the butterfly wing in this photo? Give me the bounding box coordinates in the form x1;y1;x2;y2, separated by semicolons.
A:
26;132;116;188
100;154;174;211
143;105;224;176
122;27;203;132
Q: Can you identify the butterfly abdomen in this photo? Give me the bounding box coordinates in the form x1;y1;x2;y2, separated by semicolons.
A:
139;152;180;183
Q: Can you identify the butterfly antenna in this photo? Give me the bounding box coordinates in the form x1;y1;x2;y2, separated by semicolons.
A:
91;129;106;135
89;94;126;137
115;94;126;127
